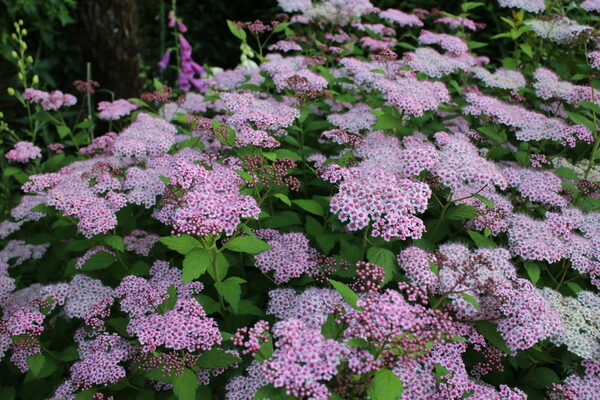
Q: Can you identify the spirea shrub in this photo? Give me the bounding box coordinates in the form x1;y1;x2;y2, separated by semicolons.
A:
1;1;600;399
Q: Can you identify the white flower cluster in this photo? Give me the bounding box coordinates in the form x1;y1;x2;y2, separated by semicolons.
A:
541;288;600;359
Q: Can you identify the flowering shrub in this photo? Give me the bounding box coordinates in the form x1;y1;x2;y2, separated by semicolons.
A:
1;1;600;399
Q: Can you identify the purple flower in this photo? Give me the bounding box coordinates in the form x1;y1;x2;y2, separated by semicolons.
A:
158;50;171;72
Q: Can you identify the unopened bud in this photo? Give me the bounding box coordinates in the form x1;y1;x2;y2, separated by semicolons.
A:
26;55;33;64
18;19;24;25
7;88;15;96
21;29;27;36
11;51;18;59
17;72;23;81
20;41;27;50
32;75;39;85
11;33;17;40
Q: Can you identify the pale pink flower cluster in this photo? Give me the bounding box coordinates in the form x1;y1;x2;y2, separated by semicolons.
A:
497;0;545;12
418;30;469;54
112;113;177;158
526;17;592;44
472;67;527;90
97;99;140;120
23;88;77;111
435;16;484;31
5;141;41;163
464;92;594;146
534;67;600;104
222;92;300;147
254;230;319;283
403;47;475;77
154;159;261;236
378;8;423;27
582;0;600;12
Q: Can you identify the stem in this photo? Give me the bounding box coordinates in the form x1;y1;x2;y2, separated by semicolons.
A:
86;62;94;139
360;227;369;261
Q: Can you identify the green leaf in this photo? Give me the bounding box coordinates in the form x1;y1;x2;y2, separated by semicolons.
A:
3;166;22;178
368;368;403;400
74;390;96;400
272;21;290;33
82;251;115;271
366;247;397;284
104;235;124;252
523;262;541;284
462;1;484;11
158;235;201;255
459;292;481;311
215;277;246;312
467;230;497;249
197;349;241;369
567;111;596;133
473;194;494;209
329;279;360;309
515;151;530;167
521;367;560;389
292;199;324;216
554;167;578;180
321;312;343;339
434;364;450;381
159;285;178;313
373;114;401;130
235;299;265;317
206;252;230;282
476;321;510;354
477;126;504;143
226;20;246;40
182;248;210;283
196;294;220;315
580;100;600;114
274;193;291;206
56;125;71;139
446;204;478;220
520;43;533;58
253;384;294;400
26;354;46;377
225;236;271;254
173;368;198;400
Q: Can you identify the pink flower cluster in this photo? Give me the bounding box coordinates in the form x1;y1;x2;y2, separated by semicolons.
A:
534;67;600;105
328;166;431;241
464;92;594;146
112;113;177;158
418;30;469;54
155;159;261;236
97;99;140;120
6;141;41;163
254;230;319;283
23;88;77;111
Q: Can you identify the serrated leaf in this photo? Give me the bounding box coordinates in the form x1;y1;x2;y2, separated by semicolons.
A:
56;125;71;139
159;285;178;313
104;235;124;252
459;292;481;311
274;193;291;206
225;236;271;254
554;167;578;180
226;20;246;40
197;349;241;369
446;204;478;220
473;194;494;209
476;321;510;354
366;247;397;284
182;248;210;283
373;113;401;130
173;368;198;400
26;354;46;377
158;235;201;255
292;199;324;216
521;367;560;389
523;262;540;284
467;230;497;249
215;277;246;312
368;368;403;400
580;100;600;114
329;279;360;309
82;251;115;271
567;111;596;133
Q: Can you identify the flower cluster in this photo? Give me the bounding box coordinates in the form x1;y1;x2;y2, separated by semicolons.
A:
5;141;41;163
